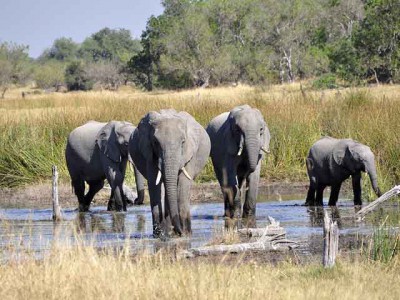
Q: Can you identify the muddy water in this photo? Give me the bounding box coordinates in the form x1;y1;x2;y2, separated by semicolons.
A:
0;198;399;260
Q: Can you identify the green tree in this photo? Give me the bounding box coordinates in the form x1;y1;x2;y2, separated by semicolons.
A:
0;42;31;98
353;0;400;83
39;37;79;61
65;61;93;91
34;61;65;89
79;27;142;64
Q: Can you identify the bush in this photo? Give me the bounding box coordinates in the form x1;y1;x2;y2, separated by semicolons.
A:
65;61;93;91
34;62;65;89
312;74;338;90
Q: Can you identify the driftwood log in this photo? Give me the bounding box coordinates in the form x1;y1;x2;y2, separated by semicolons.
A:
237;216;286;237
52;165;62;221
355;185;400;221
180;217;298;258
323;210;339;268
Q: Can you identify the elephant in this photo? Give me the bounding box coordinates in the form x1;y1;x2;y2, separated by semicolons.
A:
129;109;211;238
65;120;145;212
206;104;270;219
305;136;382;206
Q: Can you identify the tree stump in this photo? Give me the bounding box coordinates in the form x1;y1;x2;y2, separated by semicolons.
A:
323;210;338;268
52;165;62;221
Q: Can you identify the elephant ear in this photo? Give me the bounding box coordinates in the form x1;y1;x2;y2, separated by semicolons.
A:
138;111;159;161
262;123;271;153
254;108;270;152
225;113;240;155
177;112;199;165
96;122;121;163
332;141;356;173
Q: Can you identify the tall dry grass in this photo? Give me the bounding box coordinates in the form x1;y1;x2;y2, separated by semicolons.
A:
0;84;399;196
1;243;400;299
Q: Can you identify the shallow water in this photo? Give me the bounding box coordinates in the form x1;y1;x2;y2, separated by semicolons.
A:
1;198;399;260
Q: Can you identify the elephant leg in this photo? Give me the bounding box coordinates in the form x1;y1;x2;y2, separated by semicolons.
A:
84;180;104;207
147;164;164;238
305;176;317;206
316;184;325;206
72;178;88;212
352;172;362;205
220;162;239;219
243;162;261;219
134;166;145;205
178;171;192;234
328;183;342;206
105;164;126;212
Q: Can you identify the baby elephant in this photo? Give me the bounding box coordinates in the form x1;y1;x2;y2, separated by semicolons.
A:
305;136;382;206
65;121;145;212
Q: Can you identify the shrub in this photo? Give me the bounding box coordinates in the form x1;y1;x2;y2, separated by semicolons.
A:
312;74;338;90
65;61;93;91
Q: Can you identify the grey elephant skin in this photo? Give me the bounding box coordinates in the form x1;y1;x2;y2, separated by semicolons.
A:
206;105;270;219
305;136;382;206
129;109;211;238
65;121;145;212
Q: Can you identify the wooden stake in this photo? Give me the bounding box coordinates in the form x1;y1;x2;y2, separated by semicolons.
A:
355;185;400;221
323;210;338;268
52;165;62;221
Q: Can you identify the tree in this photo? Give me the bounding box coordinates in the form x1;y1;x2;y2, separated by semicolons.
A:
128;15;171;90
79;27;142;64
84;61;123;90
65;61;93;91
353;0;400;83
0;42;31;98
34;61;65;89
39;37;79;61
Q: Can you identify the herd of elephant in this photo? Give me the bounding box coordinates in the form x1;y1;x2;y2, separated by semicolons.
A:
65;104;382;239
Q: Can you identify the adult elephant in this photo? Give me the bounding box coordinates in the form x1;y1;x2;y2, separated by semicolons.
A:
206;105;270;219
305;136;382;206
129;109;211;238
65;121;145;212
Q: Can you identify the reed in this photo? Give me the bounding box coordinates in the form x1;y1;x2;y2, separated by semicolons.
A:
1;240;400;299
0;84;399;198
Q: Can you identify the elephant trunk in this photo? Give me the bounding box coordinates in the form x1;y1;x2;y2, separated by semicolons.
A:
365;160;382;197
162;150;182;235
244;131;260;173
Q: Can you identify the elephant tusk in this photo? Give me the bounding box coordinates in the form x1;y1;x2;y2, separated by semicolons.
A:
155;170;162;185
237;147;243;156
181;167;192;180
261;147;270;154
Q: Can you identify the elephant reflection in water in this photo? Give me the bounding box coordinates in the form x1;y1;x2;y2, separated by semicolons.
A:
307;206;342;228
74;213;127;234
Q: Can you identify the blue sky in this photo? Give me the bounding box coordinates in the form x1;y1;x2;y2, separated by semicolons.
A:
0;0;164;58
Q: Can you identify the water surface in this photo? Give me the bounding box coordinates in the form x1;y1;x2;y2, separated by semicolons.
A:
1;198;399;260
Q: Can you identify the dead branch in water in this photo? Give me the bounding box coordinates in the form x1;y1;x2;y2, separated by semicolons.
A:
355;185;400;221
179;217;298;258
52;165;62;221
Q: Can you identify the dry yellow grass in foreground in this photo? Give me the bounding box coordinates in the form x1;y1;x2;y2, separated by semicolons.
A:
0;245;400;300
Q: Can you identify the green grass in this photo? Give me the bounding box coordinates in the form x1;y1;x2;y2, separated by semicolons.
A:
0;85;399;198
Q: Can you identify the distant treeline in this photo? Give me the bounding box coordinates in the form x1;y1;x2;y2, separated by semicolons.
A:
1;0;399;95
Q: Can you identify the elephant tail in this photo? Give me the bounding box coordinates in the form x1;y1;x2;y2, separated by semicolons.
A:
306;158;314;171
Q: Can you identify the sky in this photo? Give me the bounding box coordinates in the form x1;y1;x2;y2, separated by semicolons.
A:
0;0;164;58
